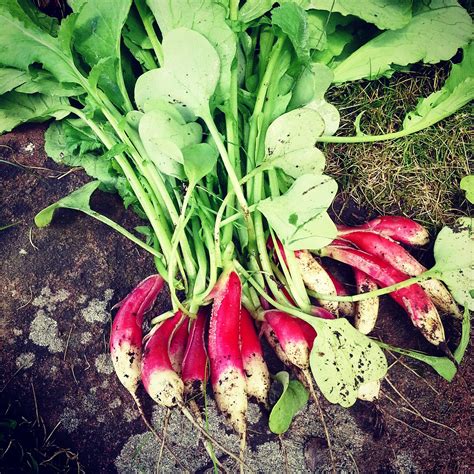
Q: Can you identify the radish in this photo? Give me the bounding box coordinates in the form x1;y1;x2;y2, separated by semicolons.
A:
353;269;379;335
357;379;381;402
181;309;209;395
338;216;429;247
262;322;292;367
110;275;165;396
321;246;446;346
208;269;247;435
169;315;189;374
323;267;355;317
341;231;461;319
142;311;185;407
295;250;339;314
240;308;270;405
263;310;310;370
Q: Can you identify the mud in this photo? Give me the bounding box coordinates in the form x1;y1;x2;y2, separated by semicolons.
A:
0;125;472;473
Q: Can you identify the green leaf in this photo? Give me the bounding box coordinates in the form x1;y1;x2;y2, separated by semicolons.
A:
0;92;68;133
258;174;338;250
264;108;326;178
0;0;81;84
402;44;474;133
15;68;84;97
138;109;203;179
147;0;236;104
239;0;273;23
18;0;59;35
432;217;474;311
460;176;474;204
376;340;457;382
272;3;310;61
311;28;353;65
183;143;218;184
135;28;220;119
72;0;133;110
0;67;28;94
308;318;387;407
269;371;309;434
454;306;471;364
302;0;412;30
35;181;100;228
333;1;472;83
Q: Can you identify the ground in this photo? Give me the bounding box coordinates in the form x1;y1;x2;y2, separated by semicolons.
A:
0;120;472;474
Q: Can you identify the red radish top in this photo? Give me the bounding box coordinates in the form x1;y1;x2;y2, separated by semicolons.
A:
324;269;349;296
208;270;245;385
240;307;264;361
338;216;429;246
181;310;209;387
110;275;165;353
264;310;308;350
169;316;189;374
141;312;182;390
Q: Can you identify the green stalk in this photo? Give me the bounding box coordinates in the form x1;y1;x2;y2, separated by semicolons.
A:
135;0;164;65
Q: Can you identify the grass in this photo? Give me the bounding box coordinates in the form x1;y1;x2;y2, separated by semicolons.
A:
324;62;472;229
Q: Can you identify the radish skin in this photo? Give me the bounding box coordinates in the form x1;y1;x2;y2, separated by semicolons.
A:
208;269;247;435
169;315;189;374
324;267;355;317
295;250;339;314
321;246;446;346
338;216;429;247
354;269;379;335
110;275;165;395
182;310;209;395
141;312;184;407
240;308;270;405
264;310;310;369
357;379;381;402
341;231;461;319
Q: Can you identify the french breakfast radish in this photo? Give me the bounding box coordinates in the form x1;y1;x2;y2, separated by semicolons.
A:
141;311;185;407
240;308;270;405
295;250;339;314
321;246;446;346
110;275;165;395
181;310;209;395
208;269;247;435
338;216;429;247
324;267;355;317
341;231;461;319
169;315;189;374
353;269;379;335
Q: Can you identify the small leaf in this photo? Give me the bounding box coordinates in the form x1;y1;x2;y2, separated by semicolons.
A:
308;318;388;407
432;217;474;311
258;174;338;250
269;371;309;434
135;28;220;118
264;108;326;178
183;143;218;184
35;181;100;228
454;306;471;364
239;0;273;23
460;176;474;204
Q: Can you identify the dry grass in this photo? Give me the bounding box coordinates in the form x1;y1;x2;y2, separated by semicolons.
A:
324;63;473;229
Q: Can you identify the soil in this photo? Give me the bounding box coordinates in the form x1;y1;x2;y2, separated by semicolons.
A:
0;125;472;473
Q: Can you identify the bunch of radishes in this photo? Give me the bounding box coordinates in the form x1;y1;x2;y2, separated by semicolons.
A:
109;215;461;466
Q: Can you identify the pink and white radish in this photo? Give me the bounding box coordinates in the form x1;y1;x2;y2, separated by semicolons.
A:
240;308;270;405
110;275;165;395
337;216;429;247
321;246;446;346
169;315;189;374
323;266;355;317
340;230;461;319
353;269;379;335
208;269;247;435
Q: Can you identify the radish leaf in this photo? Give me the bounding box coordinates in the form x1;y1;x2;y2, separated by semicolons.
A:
264;108;326;178
183;143;218;184
35;181;100;228
258;174;338;250
454;306;471;364
333;1;472;83
147;0;235;104
460;176;474;204
269;371;309;435
286;0;412;30
432;217;474;310
134;28;220;119
309;318;388;407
